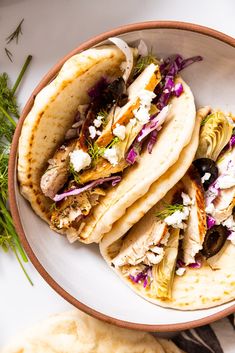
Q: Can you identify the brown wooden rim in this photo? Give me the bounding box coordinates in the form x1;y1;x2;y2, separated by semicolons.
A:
8;21;235;332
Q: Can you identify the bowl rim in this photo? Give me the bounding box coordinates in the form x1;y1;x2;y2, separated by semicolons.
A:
8;20;235;332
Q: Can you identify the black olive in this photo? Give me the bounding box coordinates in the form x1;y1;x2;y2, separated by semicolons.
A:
201;225;228;258
193;158;218;190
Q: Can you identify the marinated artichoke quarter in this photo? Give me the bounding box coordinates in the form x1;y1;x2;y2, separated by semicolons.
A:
196;111;233;161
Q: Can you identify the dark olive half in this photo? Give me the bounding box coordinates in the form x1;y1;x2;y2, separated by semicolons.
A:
201;225;228;258
193;158;218;190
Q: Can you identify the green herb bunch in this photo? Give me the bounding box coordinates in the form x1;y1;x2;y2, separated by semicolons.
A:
0;55;32;284
155;203;184;220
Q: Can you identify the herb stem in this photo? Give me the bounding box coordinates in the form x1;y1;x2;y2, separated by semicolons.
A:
10;244;33;285
0;105;16;127
12;55;32;96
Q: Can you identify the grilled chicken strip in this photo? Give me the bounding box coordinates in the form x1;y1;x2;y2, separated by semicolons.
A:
112;220;168;268
213;148;235;223
51;186;105;231
40;139;78;199
182;166;207;265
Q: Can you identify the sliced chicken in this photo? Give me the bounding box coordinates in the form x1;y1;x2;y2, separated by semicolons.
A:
50;187;105;231
112;220;168;267
213;148;235;223
182;166;207;265
40;139;78;198
79;158;128;184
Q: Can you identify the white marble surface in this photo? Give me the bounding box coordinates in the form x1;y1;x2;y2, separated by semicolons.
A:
0;0;234;348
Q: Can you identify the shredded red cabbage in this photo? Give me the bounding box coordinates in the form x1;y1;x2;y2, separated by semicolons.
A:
53;176;121;202
173;82;183;97
188;261;202;269
129;267;152;288
205;182;220;207
207;215;216;229
147;130;158;154
176;259;185;268
229;135;235;148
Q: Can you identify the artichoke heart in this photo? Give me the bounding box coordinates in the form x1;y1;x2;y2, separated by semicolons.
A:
196;111;233;161
151;228;180;299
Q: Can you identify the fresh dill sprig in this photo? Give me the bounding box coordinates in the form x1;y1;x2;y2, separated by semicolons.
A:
87;142;106;164
6;19;24;44
49;202;59;212
69;163;82;184
0;55;33;284
155;203;184;220
5;48;13;62
96;109;109;127
133;54;158;76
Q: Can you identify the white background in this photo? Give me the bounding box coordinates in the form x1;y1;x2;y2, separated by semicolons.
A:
0;0;234;348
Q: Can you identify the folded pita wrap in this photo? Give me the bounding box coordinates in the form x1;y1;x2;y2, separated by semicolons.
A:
2;310;180;353
18;41;197;244
100;108;235;309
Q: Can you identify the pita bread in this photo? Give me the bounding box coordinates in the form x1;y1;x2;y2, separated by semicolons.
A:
2;310;172;353
100;107;235;309
18;43;196;244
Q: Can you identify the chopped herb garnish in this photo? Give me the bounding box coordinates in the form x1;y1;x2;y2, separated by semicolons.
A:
5;48;13;62
49;202;59;212
155;203;184;220
97;109;109;127
69;163;82;184
6;19;24;44
87;141;106;164
133;54;158;76
0;55;33;284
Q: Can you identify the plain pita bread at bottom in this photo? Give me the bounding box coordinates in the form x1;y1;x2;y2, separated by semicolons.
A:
1;310;178;353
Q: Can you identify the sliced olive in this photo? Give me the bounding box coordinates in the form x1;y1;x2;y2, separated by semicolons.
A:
201;225;227;258
193;158;218;190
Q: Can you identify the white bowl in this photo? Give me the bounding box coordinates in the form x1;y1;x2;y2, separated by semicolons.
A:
9;21;235;332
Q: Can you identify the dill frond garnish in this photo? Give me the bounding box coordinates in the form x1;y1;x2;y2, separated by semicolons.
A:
69;163;82;184
155;203;184;220
133;54;158;76
5;48;13;62
0;55;33;284
97;109;109;127
87;141;106;164
6;19;24;44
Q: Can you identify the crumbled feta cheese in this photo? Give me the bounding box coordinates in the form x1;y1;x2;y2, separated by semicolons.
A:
222;215;235;231
129;118;137;126
217;174;235;189
228;231;235;245
176;267;186;276
69;149;91;173
103;147;119;166
93;118;102;128
201;172;211;184
96;130;102;136
113;123;126;140
133;89;156;124
145;251;163;265
89;126;97;139
150;246;164;255
205;203;215;215
181;192;192;206
164;207;190;229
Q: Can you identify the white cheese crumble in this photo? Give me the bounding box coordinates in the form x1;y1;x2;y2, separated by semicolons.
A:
93;116;103;128
113;123;126;140
89;126;97;139
133;89;156;125
129;118;137;126
69;149;91;173
217;174;235;189
228;231;235;245
103;147;119;166
222;215;235;231
205;202;215;215
164;207;190;229
201;172;211;184
176;267;186;276
181;192;193;206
